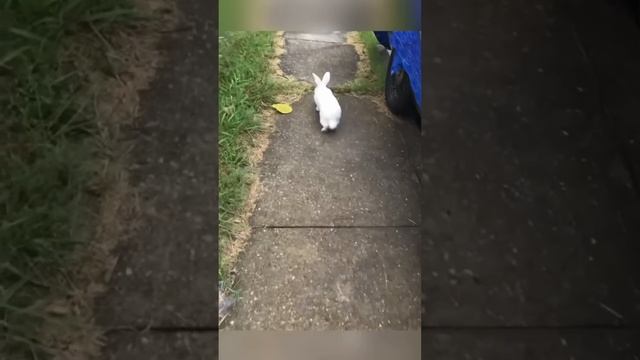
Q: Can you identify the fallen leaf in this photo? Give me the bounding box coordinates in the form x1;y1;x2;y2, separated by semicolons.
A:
272;103;292;114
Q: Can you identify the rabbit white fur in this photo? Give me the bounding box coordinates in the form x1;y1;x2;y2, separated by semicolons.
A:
312;72;341;132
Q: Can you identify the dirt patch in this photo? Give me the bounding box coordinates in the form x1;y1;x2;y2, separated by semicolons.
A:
270;31;288;79
363;93;397;119
345;31;372;80
39;0;178;358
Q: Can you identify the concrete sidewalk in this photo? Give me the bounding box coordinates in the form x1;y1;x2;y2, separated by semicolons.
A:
422;0;640;358
95;0;218;358
224;32;421;330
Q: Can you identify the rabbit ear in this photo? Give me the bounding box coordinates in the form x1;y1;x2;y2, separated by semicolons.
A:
322;72;330;85
312;73;323;86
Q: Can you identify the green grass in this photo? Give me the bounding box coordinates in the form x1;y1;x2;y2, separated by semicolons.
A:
335;31;388;95
0;0;136;358
218;32;277;286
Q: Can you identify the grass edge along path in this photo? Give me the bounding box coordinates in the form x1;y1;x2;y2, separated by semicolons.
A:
1;3;135;359
218;32;278;292
218;31;314;326
0;0;173;358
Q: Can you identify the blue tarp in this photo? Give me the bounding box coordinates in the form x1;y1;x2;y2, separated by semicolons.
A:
373;31;422;112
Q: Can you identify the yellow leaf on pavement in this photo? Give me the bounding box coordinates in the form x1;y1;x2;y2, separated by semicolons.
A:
272;103;292;114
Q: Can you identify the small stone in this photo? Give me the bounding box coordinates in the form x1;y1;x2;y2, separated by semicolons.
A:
125;267;133;276
590;237;597;245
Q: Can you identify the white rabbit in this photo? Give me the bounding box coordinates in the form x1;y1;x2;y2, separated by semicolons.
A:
312;72;341;132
